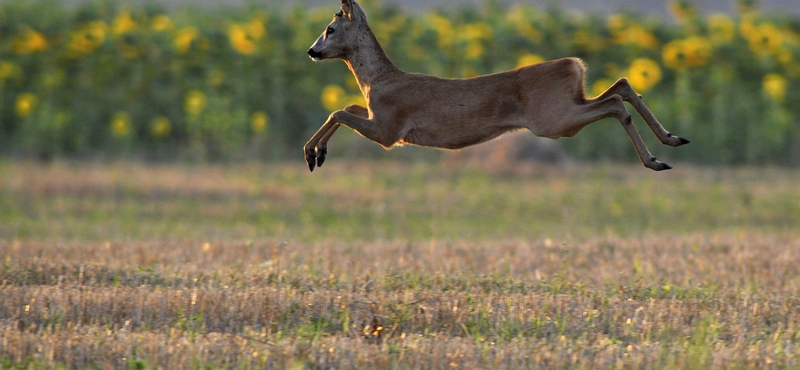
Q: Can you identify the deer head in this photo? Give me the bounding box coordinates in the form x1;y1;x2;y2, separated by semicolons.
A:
307;0;368;61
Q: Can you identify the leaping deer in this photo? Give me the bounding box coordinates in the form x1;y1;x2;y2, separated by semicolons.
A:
305;0;689;172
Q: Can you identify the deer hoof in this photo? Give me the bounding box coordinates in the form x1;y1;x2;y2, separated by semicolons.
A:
316;145;327;167
665;133;691;147
645;156;672;171
305;148;316;172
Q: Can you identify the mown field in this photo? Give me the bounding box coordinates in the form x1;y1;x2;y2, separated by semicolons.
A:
2;0;800;165
0;160;799;369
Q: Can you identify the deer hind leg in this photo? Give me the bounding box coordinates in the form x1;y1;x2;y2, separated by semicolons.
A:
599;95;673;171
544;94;672;171
592;78;690;147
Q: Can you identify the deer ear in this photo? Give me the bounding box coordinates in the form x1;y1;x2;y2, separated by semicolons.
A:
340;0;355;19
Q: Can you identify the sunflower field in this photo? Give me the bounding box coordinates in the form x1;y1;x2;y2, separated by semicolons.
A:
1;0;799;165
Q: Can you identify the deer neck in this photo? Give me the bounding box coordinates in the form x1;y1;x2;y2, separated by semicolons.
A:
344;25;400;97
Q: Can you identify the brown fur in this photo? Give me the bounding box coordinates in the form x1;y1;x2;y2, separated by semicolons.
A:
305;0;689;172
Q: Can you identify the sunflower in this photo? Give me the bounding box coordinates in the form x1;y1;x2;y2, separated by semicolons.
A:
151;117;171;139
464;41;484;61
251;111;269;133
762;74;788;102
627;58;662;92
516;54;545;68
708;14;735;45
110;112;132;137
460;22;492;61
15;93;38;118
612;24;659;49
662;36;712;70
683;36;713;66
113;10;138;35
0;61;22;83
228;24;257;55
151;14;173;32
608;14;626;33
185;90;207;116
427;13;455;49
507;7;542;43
669;0;696;22
744;23;783;55
321;85;346;112
345;94;366;107
662;41;688;70
68;21;107;56
174;27;199;54
13;28;48;54
591;78;614;98
247;16;266;40
572;30;606;53
461;22;492;43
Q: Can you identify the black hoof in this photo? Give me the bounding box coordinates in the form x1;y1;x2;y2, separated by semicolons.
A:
666;133;690;146
306;153;316;172
648;157;672;171
317;145;327;167
650;162;673;171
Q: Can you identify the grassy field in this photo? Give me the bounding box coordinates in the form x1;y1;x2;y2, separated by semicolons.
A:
1;160;799;369
3;1;800;165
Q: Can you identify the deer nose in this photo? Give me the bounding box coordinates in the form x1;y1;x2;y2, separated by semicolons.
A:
307;48;322;59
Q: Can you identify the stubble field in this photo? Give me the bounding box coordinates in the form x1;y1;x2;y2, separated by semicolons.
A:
0;160;799;369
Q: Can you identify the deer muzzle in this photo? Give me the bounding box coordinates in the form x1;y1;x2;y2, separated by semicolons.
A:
307;48;323;60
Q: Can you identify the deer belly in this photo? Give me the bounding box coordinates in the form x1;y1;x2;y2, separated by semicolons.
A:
401;125;512;150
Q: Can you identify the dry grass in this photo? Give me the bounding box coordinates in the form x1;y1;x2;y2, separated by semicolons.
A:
0;160;799;369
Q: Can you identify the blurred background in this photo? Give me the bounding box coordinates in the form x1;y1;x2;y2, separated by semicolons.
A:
1;0;799;166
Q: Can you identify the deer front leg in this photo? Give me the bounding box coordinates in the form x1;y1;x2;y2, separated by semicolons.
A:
304;109;394;172
314;105;370;167
304;120;337;172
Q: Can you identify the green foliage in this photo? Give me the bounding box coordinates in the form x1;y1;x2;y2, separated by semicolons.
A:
174;309;206;340
1;356;45;370
1;0;799;164
127;357;150;370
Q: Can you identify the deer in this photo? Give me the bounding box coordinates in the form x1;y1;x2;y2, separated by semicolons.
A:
305;0;690;172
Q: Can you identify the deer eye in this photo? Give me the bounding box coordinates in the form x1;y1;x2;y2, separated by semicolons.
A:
326;27;335;35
